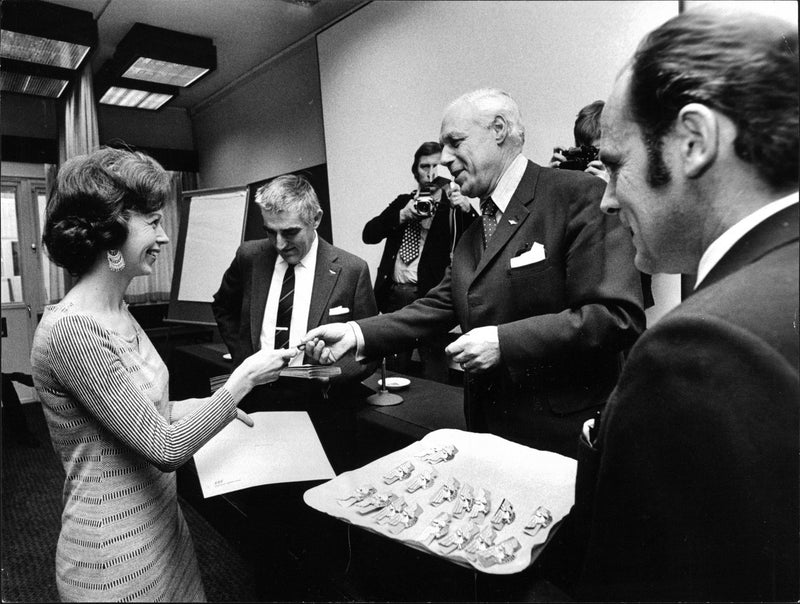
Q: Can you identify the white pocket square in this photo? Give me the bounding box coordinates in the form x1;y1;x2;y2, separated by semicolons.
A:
509;242;546;268
329;306;350;316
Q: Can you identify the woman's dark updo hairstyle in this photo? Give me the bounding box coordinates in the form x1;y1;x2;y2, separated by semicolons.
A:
43;147;171;276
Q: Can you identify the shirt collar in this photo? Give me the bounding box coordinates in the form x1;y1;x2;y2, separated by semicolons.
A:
486;153;528;214
695;191;799;288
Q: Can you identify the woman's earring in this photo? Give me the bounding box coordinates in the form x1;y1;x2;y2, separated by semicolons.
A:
107;249;126;272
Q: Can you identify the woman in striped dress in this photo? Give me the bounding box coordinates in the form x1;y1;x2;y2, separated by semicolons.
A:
30;147;297;602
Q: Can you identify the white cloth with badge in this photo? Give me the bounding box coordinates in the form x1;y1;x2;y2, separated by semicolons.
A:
304;428;576;574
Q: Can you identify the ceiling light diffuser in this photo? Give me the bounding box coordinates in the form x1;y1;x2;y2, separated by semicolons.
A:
0;30;90;70
112;24;216;89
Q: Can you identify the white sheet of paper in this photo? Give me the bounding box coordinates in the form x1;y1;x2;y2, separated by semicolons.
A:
193;411;335;498
178;190;247;302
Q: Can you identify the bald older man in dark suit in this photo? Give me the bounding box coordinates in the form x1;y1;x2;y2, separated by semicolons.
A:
303;88;645;458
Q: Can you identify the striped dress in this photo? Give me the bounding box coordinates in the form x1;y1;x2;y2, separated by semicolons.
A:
30;302;239;602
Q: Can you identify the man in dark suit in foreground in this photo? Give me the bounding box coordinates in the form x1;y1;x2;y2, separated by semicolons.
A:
565;9;798;601
303;88;645;458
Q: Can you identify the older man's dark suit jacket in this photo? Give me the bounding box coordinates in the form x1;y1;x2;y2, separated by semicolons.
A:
357;160;646;456
212;236;378;393
571;204;799;601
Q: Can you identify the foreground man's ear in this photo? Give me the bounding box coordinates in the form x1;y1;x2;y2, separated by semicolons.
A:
676;102;720;179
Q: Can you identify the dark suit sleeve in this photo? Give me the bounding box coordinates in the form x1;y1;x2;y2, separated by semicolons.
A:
362;195;410;244
358;265;459;359
352;258;379;320
576;315;799;601
211;248;245;363
333;260;379;384
498;177;644;368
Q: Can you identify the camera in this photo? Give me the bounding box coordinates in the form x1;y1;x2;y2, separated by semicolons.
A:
413;185;437;217
557;145;600;171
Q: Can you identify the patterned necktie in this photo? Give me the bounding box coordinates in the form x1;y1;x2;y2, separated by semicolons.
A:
274;265;295;349
481;197;499;249
399;221;422;264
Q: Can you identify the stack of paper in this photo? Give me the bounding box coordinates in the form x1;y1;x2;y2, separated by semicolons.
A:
279;365;342;379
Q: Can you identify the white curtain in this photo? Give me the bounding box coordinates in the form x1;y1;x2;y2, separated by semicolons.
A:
43;163;62;303
43;62;100;302
59;63;100;161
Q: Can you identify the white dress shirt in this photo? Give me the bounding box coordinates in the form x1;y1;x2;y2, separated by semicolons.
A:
487;153;528;220
260;234;318;366
695;191;798;288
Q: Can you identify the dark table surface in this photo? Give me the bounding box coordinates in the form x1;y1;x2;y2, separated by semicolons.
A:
360;371;467;433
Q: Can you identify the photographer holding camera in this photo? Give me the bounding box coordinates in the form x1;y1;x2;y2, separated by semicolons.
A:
363;141;476;381
550;100;608;182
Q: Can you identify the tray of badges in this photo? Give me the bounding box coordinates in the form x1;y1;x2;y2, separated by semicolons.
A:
303;428;576;574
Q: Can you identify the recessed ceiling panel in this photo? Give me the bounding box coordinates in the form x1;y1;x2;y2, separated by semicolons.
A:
0;30;91;69
0;70;69;98
99;85;173;110
122;57;210;88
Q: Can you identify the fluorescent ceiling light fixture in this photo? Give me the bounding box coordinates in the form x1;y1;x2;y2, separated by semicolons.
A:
112;24;216;89
99;86;174;110
0;1;96;99
0;70;68;98
0;30;90;70
0;58;74;98
95;60;179;111
122;57;209;88
0;1;97;71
